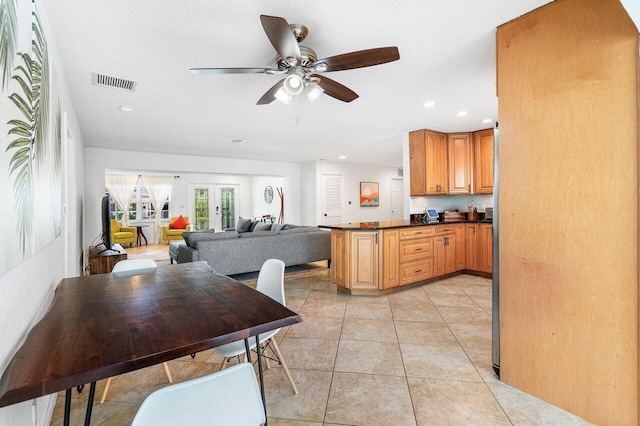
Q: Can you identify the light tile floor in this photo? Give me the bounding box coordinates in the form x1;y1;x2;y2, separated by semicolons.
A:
52;245;593;425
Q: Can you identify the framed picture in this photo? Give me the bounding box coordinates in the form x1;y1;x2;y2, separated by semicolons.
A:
360;182;379;207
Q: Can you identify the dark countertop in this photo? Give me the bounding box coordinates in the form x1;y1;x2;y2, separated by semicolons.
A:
319;219;493;231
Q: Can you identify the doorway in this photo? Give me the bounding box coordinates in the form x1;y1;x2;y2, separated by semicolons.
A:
188;184;239;232
391;177;404;220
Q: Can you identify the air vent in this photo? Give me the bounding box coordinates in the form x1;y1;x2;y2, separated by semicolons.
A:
91;72;137;92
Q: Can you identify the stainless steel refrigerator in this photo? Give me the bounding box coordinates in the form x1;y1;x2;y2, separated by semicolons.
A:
492;122;500;376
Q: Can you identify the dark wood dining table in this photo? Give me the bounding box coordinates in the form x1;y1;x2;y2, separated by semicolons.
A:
0;261;301;425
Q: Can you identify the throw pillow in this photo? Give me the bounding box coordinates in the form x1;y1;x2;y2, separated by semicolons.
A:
253;222;272;232
235;217;252;233
170;215;189;229
271;223;286;232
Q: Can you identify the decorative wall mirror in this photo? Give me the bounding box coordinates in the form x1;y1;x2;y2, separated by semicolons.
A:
264;186;274;204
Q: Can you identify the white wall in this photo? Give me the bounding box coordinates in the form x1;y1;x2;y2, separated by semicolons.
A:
0;2;85;425
315;161;404;224
300;161;317;225
410;194;494;215
250;176;285;220
85;148;302;251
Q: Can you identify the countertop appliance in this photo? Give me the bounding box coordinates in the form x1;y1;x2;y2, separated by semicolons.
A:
485;207;493;220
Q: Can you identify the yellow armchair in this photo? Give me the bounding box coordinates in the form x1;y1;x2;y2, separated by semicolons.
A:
110;219;137;247
162;216;192;244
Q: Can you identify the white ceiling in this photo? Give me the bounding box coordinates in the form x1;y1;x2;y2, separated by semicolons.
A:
43;0;553;168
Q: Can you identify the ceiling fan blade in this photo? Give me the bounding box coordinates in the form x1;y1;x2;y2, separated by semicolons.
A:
190;67;275;75
313;75;359;103
260;15;301;63
257;79;285;105
311;47;400;72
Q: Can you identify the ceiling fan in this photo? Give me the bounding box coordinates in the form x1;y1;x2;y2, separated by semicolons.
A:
191;15;400;105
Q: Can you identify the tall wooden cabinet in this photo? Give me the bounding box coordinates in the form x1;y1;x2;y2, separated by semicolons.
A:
497;0;638;423
409;130;448;195
448;133;472;194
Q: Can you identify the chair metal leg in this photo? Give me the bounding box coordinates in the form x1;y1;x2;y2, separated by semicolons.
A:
270;338;298;394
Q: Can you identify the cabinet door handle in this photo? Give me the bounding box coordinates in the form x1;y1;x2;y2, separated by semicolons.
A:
415;231;422;235
415;247;423;251
415;269;422;273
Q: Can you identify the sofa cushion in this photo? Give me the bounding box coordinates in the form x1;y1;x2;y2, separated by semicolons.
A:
282;224;300;230
271;223;286;232
253;222;272;232
235;217;252;233
278;227;321;235
239;230;275;238
170;215;189;229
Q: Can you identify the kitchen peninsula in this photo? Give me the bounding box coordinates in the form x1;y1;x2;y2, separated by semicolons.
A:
321;219;492;295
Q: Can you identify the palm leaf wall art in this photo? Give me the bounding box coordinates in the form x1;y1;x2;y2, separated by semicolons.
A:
5;4;52;254
0;0;19;92
6;51;33;253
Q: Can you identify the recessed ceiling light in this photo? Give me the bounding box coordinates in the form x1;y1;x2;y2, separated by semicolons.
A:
119;105;134;112
423;101;436;107
482;118;493;123
227;139;245;144
456;111;468;117
338;155;347;160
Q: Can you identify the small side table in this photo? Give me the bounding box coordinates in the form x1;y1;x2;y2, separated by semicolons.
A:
136;225;149;246
88;244;127;274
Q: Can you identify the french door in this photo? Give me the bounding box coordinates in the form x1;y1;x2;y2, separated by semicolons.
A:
189;184;239;232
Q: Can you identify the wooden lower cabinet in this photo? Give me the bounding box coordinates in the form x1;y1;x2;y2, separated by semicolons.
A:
480;224;493;273
400;259;433;283
465;224;480;271
454;224;465;271
349;231;378;290
331;230;347;286
330;223;491;294
381;230;400;288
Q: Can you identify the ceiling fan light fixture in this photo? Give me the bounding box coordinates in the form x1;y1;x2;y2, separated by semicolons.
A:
275;87;293;104
304;82;324;103
283;74;304;95
312;62;328;73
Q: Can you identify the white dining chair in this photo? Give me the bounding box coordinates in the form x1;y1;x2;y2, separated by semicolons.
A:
131;362;265;426
214;259;298;394
100;258;173;404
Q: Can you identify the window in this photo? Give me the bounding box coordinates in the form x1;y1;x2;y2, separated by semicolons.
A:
108;184;170;221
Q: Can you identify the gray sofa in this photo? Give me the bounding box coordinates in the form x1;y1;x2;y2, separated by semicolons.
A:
171;224;331;276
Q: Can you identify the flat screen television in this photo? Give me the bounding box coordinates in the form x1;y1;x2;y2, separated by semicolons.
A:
100;194;112;252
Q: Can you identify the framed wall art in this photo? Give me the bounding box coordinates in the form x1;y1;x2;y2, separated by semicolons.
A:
360;182;379;207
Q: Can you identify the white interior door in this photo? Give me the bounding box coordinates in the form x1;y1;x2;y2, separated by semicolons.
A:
391;177;404;220
321;174;342;225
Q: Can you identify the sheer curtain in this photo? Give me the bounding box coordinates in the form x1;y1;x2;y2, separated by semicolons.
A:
105;174;138;226
143;176;173;243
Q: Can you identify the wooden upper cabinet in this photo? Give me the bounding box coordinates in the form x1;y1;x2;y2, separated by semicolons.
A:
409;130;427;196
425;131;448;194
448;133;472;194
473;128;494;194
409;130;448;195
